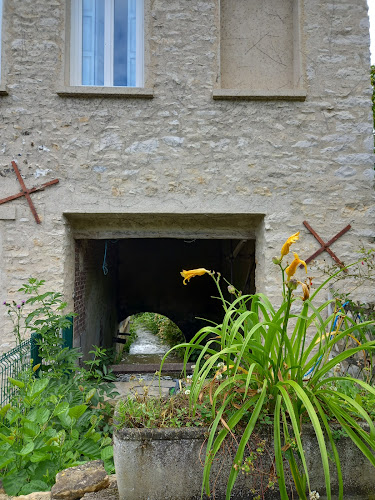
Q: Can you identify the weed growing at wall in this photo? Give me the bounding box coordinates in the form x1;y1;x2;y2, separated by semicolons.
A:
2;300;27;347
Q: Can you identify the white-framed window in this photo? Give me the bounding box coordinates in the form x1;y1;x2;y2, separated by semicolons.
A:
70;0;144;87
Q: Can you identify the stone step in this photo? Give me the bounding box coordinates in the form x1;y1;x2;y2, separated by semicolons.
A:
111;362;194;374
110;380;177;399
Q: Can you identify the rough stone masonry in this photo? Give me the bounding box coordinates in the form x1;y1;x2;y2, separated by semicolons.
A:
0;0;374;354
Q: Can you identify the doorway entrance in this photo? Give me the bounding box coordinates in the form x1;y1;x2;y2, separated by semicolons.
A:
73;236;255;357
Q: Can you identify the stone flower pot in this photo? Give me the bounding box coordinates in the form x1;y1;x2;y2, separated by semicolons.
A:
114;426;260;500
114;424;375;500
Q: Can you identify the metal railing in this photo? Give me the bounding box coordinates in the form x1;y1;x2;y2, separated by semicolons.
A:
0;319;74;407
0;334;39;406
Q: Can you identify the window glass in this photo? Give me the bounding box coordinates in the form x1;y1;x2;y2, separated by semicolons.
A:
114;0;128;86
71;0;143;87
82;0;105;85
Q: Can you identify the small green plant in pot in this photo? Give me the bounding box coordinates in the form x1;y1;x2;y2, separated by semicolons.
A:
161;232;375;500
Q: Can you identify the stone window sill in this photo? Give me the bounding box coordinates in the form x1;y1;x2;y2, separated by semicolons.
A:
212;89;307;101
0;84;8;95
56;86;154;98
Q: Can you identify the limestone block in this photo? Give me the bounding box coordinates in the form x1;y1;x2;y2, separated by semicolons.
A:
16;493;51;500
81;475;118;499
50;461;109;500
0;207;16;220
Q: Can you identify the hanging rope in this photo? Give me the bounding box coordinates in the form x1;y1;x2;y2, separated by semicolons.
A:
102;241;109;275
102;240;118;276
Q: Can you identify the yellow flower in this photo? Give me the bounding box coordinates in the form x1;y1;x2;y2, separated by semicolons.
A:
280;231;300;260
285;252;307;280
180;268;211;285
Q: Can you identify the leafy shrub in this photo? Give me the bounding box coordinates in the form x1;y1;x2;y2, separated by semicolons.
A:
0;280;118;496
0;361;115;496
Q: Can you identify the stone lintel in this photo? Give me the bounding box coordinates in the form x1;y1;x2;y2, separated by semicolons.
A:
56;86;154;98
212;89;307;101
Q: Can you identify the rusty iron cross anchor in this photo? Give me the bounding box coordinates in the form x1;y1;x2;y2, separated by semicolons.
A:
301;220;351;269
0;161;59;224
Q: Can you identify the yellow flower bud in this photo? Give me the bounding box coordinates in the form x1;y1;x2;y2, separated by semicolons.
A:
285;253;307;280
180;268;211;285
280;232;300;261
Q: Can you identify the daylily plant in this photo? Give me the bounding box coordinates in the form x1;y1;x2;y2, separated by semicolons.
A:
161;232;375;500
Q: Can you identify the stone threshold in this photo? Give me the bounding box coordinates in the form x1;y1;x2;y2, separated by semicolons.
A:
111;362;194;374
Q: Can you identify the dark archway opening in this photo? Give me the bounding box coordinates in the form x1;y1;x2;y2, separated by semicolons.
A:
73;238;255;357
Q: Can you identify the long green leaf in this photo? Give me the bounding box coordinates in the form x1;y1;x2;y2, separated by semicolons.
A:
201;401;231;496
225;380;267;499
327;398;375;451
308;342;375;385
274;395;289;500
315;375;375;396
325;399;375;467
278;385;310;491
18;441;35;456
316;388;375;437
281;411;307;499
283;381;331;500
202;394;259;496
313;397;343;500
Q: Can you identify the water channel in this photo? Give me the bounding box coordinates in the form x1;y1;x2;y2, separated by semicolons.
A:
121;326;183;365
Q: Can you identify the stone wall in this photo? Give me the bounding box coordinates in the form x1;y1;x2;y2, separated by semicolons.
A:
0;0;374;354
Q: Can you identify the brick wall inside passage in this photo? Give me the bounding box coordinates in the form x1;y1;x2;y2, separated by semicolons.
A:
74;241;87;344
73;240;118;356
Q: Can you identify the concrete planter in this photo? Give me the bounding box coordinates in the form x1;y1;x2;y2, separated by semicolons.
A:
114;425;375;500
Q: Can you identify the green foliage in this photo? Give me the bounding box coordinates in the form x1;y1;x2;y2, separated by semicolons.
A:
3;278;77;376
122;320;139;353
2;300;27;346
116;391;212;429
84;345;118;387
161;238;375;500
0;281;118;496
0;364;115;496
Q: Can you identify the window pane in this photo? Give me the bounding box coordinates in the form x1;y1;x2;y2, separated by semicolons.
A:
127;0;137;86
82;0;104;86
114;0;128;86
